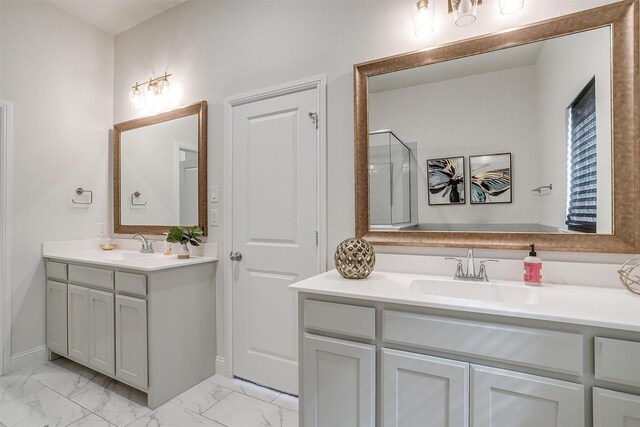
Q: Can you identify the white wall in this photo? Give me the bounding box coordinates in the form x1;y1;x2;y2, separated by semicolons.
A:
112;0;629;372
535;27;612;233
369;65;539;225
120;114;197;225
0;1;114;358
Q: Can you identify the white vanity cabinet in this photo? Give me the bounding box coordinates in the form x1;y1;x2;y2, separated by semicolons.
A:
45;257;216;409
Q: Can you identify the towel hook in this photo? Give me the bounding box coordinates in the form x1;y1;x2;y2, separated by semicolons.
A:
531;184;552;193
72;188;93;205
131;191;147;206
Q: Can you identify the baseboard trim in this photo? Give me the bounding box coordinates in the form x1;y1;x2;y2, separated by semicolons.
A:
215;355;225;376
10;345;47;372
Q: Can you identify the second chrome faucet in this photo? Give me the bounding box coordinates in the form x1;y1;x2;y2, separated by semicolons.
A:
446;248;498;282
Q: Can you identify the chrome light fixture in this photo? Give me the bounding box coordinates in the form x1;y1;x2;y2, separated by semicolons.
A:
413;0;524;36
499;0;524;15
412;0;435;37
129;72;174;112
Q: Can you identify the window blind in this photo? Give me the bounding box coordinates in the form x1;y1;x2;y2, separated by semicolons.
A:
566;78;597;233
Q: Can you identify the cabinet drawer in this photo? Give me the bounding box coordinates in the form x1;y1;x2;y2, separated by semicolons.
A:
46;261;67;281
383;310;583;376
69;265;114;290
304;300;375;339
115;272;147;296
595;337;640;387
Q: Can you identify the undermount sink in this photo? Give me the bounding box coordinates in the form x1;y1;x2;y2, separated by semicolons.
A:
409;279;539;305
99;251;151;261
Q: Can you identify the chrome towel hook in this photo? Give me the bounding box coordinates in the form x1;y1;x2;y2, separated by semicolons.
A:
131;191;147;206
72;188;93;205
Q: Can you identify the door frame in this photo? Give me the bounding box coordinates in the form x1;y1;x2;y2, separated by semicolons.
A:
222;75;327;378
0;100;13;375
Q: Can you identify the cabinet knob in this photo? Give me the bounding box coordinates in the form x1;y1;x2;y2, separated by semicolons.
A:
230;251;243;261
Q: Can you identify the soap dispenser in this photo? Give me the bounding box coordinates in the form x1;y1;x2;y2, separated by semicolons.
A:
162;232;172;256
524;244;542;286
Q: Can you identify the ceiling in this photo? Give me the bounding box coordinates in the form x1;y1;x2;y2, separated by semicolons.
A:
46;0;187;35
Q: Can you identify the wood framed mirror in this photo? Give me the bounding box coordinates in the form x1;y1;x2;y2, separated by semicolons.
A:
114;101;208;235
354;0;639;253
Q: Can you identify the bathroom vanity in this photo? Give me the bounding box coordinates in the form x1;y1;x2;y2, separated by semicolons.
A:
292;270;640;427
43;241;217;409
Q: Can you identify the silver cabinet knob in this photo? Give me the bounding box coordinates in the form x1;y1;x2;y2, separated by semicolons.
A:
230;251;242;261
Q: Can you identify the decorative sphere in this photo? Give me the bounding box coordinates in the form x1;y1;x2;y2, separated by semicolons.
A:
619;257;640;295
334;238;375;279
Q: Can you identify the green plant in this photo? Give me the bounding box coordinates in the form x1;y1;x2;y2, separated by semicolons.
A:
166;226;203;246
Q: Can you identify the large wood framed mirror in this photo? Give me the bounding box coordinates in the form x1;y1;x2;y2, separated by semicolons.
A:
354;1;639;253
114;101;208;235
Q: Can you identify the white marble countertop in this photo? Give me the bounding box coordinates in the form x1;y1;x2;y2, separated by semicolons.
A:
290;270;640;332
43;239;217;272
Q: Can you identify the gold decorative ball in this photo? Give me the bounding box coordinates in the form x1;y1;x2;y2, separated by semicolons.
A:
619;257;640;295
334;238;375;279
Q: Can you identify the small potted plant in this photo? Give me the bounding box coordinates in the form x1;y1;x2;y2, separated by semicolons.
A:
166;226;203;259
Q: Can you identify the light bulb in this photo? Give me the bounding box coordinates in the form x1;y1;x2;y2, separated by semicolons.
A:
413;0;434;37
459;0;472;14
499;0;524;15
129;85;144;110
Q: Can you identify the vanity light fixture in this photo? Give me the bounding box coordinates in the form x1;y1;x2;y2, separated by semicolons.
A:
128;72;174;112
413;0;524;36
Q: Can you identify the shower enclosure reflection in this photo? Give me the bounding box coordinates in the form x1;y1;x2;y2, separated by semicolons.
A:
369;130;418;229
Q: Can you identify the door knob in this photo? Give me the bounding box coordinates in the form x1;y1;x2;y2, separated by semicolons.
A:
230;251;243;261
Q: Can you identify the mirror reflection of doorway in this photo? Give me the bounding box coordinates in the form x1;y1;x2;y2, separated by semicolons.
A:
178;148;198;225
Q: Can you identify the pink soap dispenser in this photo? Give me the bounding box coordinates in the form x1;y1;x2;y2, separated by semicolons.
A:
524;244;542;286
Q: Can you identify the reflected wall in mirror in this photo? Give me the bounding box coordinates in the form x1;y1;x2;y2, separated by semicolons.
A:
368;27;611;234
114;101;207;235
354;1;639;253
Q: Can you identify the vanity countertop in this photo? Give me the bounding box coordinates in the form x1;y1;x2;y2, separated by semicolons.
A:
290;270;640;332
43;239;217;272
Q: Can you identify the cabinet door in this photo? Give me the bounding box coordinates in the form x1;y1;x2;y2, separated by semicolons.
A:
382;348;469;427
303;333;375;427
115;294;147;389
593;387;640;427
46;280;67;355
89;289;114;375
67;284;90;363
471;365;584;427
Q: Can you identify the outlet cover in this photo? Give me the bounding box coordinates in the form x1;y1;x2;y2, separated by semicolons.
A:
97;222;107;236
210;209;219;226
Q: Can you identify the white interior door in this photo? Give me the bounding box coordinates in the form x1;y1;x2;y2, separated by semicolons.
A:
231;86;319;395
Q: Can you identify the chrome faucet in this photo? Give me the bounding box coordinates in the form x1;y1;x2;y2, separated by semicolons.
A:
132;234;154;254
446;249;498;282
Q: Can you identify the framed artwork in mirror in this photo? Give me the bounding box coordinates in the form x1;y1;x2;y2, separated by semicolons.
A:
427;156;465;205
469;153;512;204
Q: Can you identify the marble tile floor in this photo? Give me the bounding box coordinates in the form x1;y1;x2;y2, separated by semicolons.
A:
0;358;298;427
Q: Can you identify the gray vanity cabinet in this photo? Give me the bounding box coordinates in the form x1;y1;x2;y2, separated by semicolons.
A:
381;348;469;427
302;333;375;427
45;257;216;409
471;365;584;426
593;388;640;426
46;279;67;356
115;294;147;390
88;289;115;375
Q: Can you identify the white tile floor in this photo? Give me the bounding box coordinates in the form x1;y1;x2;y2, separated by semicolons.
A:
0;358;298;427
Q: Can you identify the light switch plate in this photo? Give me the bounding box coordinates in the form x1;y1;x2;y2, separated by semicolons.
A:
210;209;219;226
210;185;219;203
97;222;107;236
